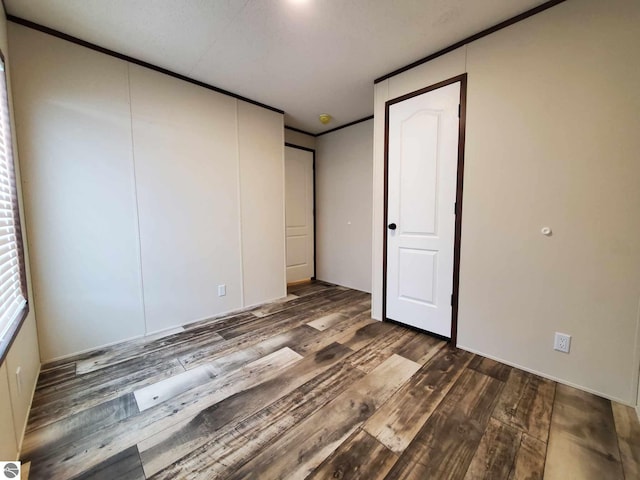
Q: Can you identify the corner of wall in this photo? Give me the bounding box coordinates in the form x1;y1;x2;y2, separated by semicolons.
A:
284;128;316;150
314;119;373;293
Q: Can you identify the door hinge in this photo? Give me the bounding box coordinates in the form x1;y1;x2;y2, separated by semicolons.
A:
458;104;461;118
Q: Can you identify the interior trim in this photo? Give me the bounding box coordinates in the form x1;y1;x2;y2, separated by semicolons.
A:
0;305;29;365
374;0;566;84
315;115;374;137
286;114;374;138
6;15;285;115
382;74;468;347
284;125;316;137
284;143;317;281
284;142;315;154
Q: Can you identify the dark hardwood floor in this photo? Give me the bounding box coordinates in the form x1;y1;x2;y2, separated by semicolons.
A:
21;282;640;479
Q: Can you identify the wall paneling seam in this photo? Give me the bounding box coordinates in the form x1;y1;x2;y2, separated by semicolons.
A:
633;294;640;411
125;63;149;334
235;100;245;307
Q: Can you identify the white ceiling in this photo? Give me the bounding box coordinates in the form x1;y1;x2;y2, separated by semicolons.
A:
5;0;551;134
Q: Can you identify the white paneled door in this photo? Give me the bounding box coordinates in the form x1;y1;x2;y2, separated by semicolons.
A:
386;81;462;338
285;146;315;283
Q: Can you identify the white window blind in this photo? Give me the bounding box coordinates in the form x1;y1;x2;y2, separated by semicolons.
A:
0;56;26;342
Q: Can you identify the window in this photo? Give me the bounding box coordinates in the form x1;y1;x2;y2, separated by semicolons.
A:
0;50;28;363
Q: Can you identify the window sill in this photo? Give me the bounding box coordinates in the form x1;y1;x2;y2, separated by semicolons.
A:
0;303;30;365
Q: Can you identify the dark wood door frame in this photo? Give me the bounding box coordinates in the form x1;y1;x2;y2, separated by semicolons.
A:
284;142;317;281
382;73;468;346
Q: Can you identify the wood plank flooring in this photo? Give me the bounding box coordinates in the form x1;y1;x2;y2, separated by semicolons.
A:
21;282;640;479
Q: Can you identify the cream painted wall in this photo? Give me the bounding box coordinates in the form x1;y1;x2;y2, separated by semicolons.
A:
0;364;17;459
130;65;242;332
0;9;40;458
1;318;39;459
238;102;286;307
316;121;373;292
5;317;39;452
284;128;316;150
372;0;640;404
10;26;146;360
9;24;286;361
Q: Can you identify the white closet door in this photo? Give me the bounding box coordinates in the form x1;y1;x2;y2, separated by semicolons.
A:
285;146;314;283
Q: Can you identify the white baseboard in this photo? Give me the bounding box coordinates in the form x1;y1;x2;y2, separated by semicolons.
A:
457;344;633;407
42;327;181;366
42;293;291;365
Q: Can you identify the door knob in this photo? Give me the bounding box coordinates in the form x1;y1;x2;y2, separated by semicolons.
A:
388;223;397;230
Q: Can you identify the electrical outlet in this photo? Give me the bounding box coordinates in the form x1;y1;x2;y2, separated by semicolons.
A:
217;284;226;297
15;366;22;396
554;332;571;353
